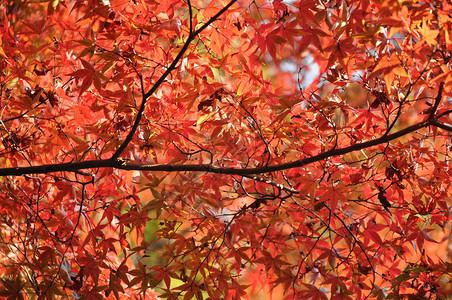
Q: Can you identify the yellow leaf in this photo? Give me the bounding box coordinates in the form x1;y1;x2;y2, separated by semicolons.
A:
0;39;6;58
418;19;438;46
196;111;215;126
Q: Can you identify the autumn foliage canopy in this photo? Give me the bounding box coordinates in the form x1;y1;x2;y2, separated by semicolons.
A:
0;0;451;298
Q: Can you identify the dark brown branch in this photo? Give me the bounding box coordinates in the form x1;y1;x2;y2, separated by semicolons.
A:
429;81;444;119
432;120;452;132
110;0;237;160
116;117;436;174
436;108;452;119
0;117;446;177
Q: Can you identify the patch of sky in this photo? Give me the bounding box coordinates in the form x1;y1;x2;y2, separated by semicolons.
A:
299;55;320;89
280;55;321;89
351;70;364;82
281;0;296;3
279;55;320;90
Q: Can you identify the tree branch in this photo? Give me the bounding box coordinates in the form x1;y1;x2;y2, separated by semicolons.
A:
429;81;444;119
110;0;237;160
431;120;452;132
0;116;447;177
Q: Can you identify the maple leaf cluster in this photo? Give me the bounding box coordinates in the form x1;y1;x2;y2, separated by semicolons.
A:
0;0;451;299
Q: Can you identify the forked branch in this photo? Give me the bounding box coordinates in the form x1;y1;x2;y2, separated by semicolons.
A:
110;0;237;160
